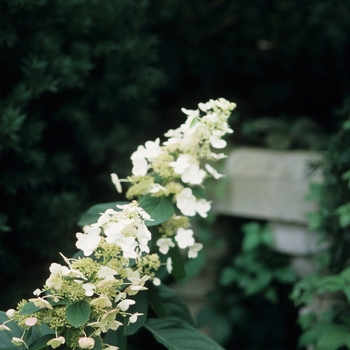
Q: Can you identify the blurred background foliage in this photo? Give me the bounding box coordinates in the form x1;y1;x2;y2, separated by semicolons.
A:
1;0;350;348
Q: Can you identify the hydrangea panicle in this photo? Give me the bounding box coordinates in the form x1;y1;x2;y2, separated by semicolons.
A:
4;98;235;350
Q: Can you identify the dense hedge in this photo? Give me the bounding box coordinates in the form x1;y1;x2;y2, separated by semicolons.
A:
0;0;164;309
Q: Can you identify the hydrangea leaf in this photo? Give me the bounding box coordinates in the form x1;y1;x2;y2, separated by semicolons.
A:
19;302;42;315
139;195;175;226
157;284;194;326
104;326;126;350
66;300;90;328
169;246;186;281
0;312;23;348
124;289;148;336
28;334;55;350
144;316;225;350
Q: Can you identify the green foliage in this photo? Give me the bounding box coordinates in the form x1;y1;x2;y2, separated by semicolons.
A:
220;223;296;301
66;300;91;328
18;302;41;316
0;311;53;350
139;195;175;227
123;290;148;336
0;0;164;309
149;283;194;327
291;97;350;349
199;220;299;348
144;317;224;350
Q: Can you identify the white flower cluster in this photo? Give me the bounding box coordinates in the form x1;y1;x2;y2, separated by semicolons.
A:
118;98;235;259
5;202;155;350
2;98;235;350
76;202;152;258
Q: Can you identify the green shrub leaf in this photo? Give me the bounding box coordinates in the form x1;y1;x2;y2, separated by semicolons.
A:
157;284;194;326
169;246;186;281
29;334;55;350
66;300;90;327
144;316;225;350
139;195;175;226
123;290;148;336
19;302;42;315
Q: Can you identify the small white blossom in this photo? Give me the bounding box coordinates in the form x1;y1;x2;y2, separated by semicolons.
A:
136;222;152;253
110;173;122;193
150;183;167;194
143;138;162;162
194;199;211;218
117;299;136;312
181;107;200;118
181;164;206;185
33;288;42;296
176;188;197;217
104;219;133;243
78;337;95;349
205;164;225;179
170;154;191;174
82;283;96;297
152;277;161;286
156;238;175;255
12;337;28;348
76;226;101;256
128;312;143;324
47;336;65;349
90;296;112;309
25;317;37;327
175;228;195;249
166;257;173;273
131;155;148;176
0;323;11;331
28;297;53;310
98;266;118;280
210;135;227;149
6;309;15;318
188;243;203;258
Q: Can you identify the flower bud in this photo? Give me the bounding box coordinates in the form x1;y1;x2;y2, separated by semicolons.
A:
25;317;38;326
6;309;15;318
78;337;95;349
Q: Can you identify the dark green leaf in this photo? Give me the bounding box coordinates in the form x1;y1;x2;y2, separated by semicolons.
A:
148;283;166;318
157;284;195;326
92;336;102;350
66;300;90;327
220;267;238;286
316;324;347;350
123;290;148;336
104;326;126;350
77;202;127;226
0;312;23;348
169;246;186;281
138;195;175;226
184;249;206;281
144;316;225;350
191;186;205;199
316;276;345;293
19;302;42;315
29;334;55;350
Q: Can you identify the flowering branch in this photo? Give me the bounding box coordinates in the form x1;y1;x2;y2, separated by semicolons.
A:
1;98;235;350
